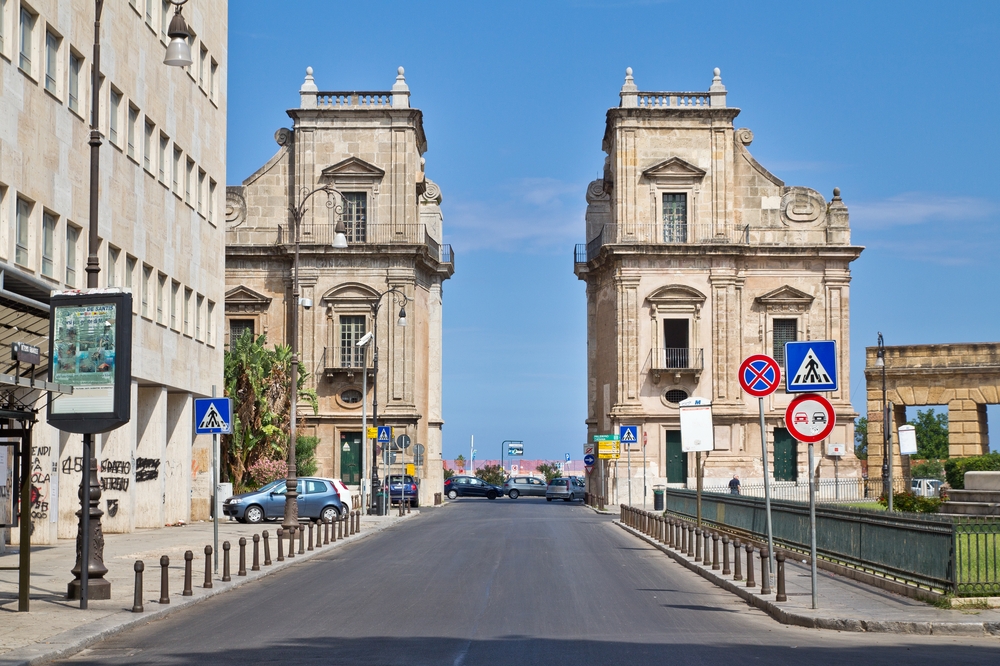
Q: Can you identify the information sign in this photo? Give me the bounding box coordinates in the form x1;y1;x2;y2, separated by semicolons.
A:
679;397;714;452
898;425;918;455
784;393;836;443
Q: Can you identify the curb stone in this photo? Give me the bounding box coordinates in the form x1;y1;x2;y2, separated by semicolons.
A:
615;520;999;637
0;513;416;666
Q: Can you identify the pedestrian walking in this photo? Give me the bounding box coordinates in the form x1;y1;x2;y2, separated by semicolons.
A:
729;474;741;495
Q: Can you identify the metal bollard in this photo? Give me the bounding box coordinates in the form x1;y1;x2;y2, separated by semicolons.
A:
132;561;144;613
760;548;772;595
695;527;702;561
687;524;695;558
276;528;285;561
745;543;755;588
263;530;272;566
355;509;361;533
722;534;731;575
775;551;787;602
338;513;345;539
238;538;247;576
308;522;314;551
298;524;305;554
159;555;170;604
680;522;687;554
703;531;711;566
351;511;357;535
183;550;194;596
733;538;743;581
711;532;720;570
621;504;625;521
222;541;232;582
252;534;261;571
204;546;213;588
287;526;296;558
324;518;330;545
331;517;338;543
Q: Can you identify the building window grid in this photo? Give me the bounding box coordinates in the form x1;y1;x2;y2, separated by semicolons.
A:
143;119;154;171
170;280;179;329
197;169;205;213
172;147;182;192
145;0;153;25
773;319;798;367
44;30;57;93
159;134;168;182
156;273;166;324
107;246;119;287
141;265;151;317
125;256;136;289
662;193;688;243
65;225;79;286
208;179;216;223
41;211;56;277
183;288;192;335
339;315;366;368
160;0;168;39
109;89;121;146
19;7;34;75
185;158;193;204
198;45;206;88
210;59;217;102
342;193;367;243
69;52;81;112
207;301;215;345
15;197;30;266
195;295;203;340
127;105;138;159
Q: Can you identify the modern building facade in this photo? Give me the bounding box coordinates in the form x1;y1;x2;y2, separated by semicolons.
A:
574;68;863;503
225;67;453;508
1;0;227;543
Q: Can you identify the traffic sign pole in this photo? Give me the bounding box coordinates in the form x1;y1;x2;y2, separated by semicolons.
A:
759;396;775;587
808;440;818;609
212;386;219;574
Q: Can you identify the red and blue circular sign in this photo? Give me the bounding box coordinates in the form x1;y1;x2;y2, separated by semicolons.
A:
784;393;836;443
739;354;782;397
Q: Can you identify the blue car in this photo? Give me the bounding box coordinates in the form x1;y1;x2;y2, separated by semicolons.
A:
223;477;344;524
387;475;419;507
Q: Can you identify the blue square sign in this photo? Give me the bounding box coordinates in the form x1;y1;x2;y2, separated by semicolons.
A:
785;340;838;392
619;425;639;446
194;398;232;434
377;426;392;443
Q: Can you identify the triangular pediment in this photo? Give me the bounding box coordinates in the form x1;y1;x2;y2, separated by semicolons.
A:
643;157;707;180
647;284;707;304
225;286;272;313
320;157;385;179
321;282;380;303
755;285;814;306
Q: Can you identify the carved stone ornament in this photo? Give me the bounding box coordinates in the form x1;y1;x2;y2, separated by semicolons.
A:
226;188;247;228
420;178;442;205
755;285;814;313
736;128;754;146
274;127;293;147
586;179;609;203
780;187;827;225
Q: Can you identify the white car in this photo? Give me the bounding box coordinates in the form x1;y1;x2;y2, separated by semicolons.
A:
324;478;355;515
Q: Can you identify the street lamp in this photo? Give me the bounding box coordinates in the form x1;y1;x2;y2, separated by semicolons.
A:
876;332;892;511
163;1;193;67
367;287;409;516
71;0;195;610
283;186;349;533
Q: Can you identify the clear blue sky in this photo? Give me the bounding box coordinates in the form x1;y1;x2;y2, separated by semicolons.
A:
227;1;1000;461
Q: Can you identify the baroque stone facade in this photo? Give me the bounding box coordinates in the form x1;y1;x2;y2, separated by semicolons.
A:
1;1;227;543
225;68;453;508
574;68;863;502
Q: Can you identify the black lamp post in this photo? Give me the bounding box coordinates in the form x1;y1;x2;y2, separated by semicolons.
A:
367;288;408;516
875;332;892;511
70;0;192;610
283;187;348;533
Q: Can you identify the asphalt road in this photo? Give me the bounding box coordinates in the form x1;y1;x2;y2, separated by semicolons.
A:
56;499;999;665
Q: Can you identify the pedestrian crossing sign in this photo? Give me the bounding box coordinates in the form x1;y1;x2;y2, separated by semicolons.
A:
194;398;232;434
377;426;392;443
784;340;838;393
619;425;638;447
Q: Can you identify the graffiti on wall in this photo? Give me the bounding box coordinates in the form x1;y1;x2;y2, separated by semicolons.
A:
99;459;131;492
135;458;160;483
29;446;51;522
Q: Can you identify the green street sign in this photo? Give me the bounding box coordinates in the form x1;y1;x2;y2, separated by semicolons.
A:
593;434;620;441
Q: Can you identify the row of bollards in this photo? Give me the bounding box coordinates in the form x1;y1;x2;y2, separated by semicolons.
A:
132;510;365;612
620;505;788;603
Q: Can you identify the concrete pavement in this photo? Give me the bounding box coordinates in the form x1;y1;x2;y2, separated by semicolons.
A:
0;510;413;665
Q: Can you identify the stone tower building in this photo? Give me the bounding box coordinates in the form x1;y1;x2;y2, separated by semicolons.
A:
574;68;863;502
226;68;453;508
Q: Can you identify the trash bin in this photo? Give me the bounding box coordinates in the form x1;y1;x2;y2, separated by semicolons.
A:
375;490;387;516
653;485;665;511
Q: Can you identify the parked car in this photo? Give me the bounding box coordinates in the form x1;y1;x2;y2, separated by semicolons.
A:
503;476;547;499
443;475;501;500
911;477;943;498
325;477;354;513
387;474;419;507
223;477;343;524
545;477;585;502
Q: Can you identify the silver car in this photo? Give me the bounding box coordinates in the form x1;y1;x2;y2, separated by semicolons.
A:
503;476;547;499
545;477;585;502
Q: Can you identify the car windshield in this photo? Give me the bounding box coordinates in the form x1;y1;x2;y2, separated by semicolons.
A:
388;475;416;484
257;480;285;493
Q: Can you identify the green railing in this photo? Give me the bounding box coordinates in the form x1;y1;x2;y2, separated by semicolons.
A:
954;517;1000;596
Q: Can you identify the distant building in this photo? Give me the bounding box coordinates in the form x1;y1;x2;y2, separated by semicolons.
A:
574;68;863;503
1;1;227;543
226;68;454;508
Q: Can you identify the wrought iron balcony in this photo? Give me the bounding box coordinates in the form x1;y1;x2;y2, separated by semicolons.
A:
647;348;704;384
322;347;373;379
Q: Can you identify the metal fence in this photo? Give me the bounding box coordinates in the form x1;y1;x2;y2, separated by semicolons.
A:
955;518;1000;596
701;477;905;504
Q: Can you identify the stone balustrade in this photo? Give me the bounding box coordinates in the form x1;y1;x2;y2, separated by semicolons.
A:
315;91;393;109
636;92;712;108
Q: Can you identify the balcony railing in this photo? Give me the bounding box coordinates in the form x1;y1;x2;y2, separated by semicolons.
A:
576;223;748;263
322;347;372;377
649;348;704;371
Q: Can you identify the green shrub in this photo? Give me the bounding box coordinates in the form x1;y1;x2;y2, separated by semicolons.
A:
910;459;945;480
944;453;1000;489
295;435;319;477
877;491;941;513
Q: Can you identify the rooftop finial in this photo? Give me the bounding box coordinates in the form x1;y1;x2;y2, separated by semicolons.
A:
709;67;727;108
392;66;410;108
620;67;638;107
300;66;317;93
832;187;842;201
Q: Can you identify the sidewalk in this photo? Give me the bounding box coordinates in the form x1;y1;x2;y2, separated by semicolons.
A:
617;520;1000;636
0;510;416;665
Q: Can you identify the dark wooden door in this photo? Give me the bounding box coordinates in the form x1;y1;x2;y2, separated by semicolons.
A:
666;430;687;483
773;428;798;481
340;432;361;484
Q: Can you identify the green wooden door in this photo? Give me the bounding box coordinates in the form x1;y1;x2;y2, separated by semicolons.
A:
666;431;687;483
340;432;361;484
773;428;798;481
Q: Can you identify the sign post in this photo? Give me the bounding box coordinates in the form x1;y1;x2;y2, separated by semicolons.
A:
620;426;638;506
194;395;232;574
678;398;713;527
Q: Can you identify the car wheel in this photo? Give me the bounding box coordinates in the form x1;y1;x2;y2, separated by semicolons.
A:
546;498;553;502
244;505;265;524
447;489;458;500
486;490;497;500
508;489;519;500
321;506;338;523
411;498;419;508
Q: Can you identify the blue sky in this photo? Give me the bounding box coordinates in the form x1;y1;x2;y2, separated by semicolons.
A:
227;1;1000;460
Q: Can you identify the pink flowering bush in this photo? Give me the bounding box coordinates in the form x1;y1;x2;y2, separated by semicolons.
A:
247;458;288;487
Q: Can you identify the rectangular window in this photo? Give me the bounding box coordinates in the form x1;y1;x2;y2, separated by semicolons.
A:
662;193;688;243
170;280;179;329
160;0;169;39
44;30;57;93
207;300;215;345
339;315;366;368
342;192;367;243
210;58;218;102
185;158;193;204
773;319;798;367
127;105;138;159
159;134;168;182
0;0;6;55
69;52;82;112
125;255;136;289
157;273;166;324
41;211;56;277
208;179;216;224
172;146;182;193
195;294;203;340
143;119;154;171
109;88;121;146
662;319;690;368
183;287;192;335
15;196;30;266
141;265;151;317
229;319;254;344
65;225;79;285
19;6;34;75
197;169;205;213
145;0;153;25
199;44;207;88
107;246;120;287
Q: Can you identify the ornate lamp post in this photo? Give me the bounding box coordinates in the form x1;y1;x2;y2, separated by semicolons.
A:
70;0;192;610
367;288;408;516
282;186;348;533
876;332;892;512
